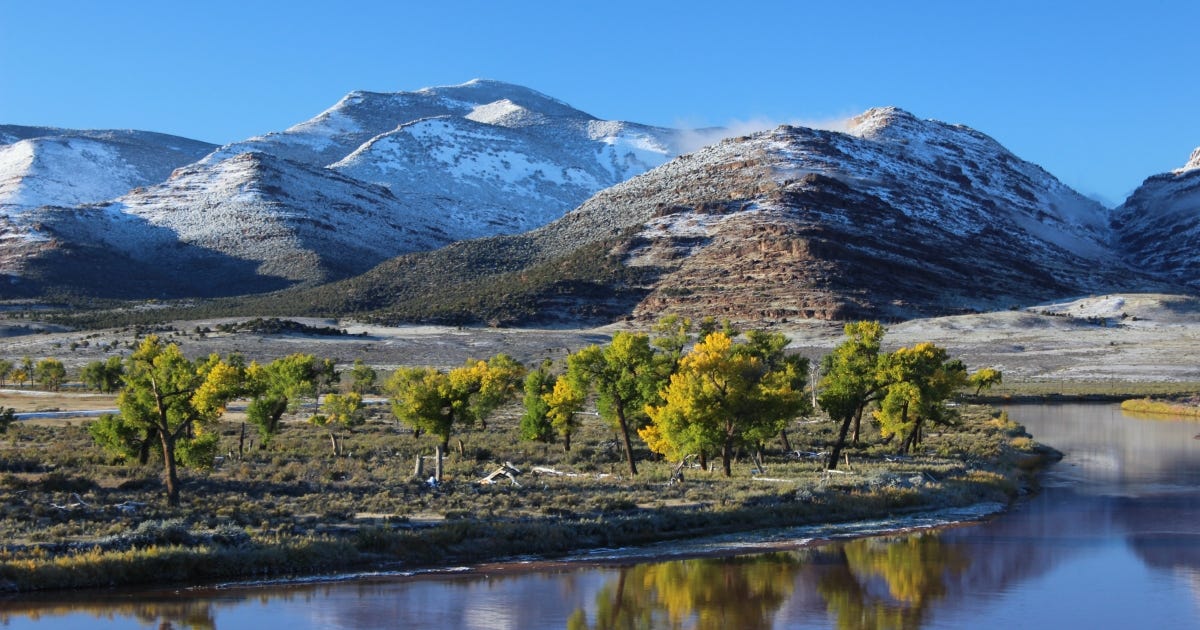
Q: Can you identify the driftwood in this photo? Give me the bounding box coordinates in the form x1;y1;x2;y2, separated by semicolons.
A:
532;466;580;477
479;462;522;486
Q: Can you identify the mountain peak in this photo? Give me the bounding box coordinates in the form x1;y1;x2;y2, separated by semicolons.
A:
846;106;919;138
1178;147;1200;173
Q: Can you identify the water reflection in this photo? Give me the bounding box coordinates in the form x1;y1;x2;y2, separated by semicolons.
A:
818;536;968;630
5;404;1200;628
567;553;800;629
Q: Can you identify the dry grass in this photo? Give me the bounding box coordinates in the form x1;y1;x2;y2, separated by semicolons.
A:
0;401;1050;592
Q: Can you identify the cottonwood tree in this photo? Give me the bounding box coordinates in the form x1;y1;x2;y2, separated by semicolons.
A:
387;354;525;452
349;359;377;395
566;332;664;476
34;358;66;392
873;343;968;453
544;375;586;452
642;331;809;476
968;368;1002;396
81;356;125;393
243;353;320;446
0;360;12;387
309;392;364;456
817;322;887;470
112;336;243;505
520;361;587;451
519;361;556;443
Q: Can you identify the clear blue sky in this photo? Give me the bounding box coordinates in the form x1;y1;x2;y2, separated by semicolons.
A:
2;0;1197;205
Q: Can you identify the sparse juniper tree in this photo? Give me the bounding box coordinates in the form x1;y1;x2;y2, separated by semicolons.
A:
350;359;378;395
81;356;125;393
0;406;14;434
818;322;887;470
309;392;364;456
642;331;809;476
110;336;243;505
566;332;665;476
243;353;320;446
388;354;525;452
34;358;66;392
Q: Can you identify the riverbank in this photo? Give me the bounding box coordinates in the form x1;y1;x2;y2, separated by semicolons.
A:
0;403;1056;593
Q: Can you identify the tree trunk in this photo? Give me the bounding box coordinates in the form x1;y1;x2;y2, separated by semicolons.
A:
238;422;246;458
779;429;792;453
563;431;571;452
457;438;465;457
434;444;444;481
160;431;180;506
413;454;424;480
329;431;339;456
615;406;638;476
721;439;733;477
698;451;708;472
827;411;856;470
851;408;864;446
137;430;156;465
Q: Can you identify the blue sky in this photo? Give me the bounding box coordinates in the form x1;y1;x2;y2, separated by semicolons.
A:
2;0;1197;204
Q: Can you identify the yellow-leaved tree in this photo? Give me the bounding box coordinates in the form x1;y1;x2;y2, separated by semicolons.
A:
873;342;969;454
642;331;809;477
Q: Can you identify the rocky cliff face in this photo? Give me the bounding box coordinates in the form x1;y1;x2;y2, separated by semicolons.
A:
296;107;1173;325
526;109;1157;322
1112;148;1200;290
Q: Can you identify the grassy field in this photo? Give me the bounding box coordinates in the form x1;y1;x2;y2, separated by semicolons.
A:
0;398;1051;592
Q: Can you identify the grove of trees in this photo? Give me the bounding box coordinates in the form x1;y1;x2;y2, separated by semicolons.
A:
6;316;999;506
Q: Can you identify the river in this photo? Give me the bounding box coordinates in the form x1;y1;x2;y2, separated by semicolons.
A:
3;403;1199;628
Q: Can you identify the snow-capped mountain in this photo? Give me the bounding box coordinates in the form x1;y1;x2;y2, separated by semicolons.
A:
1112;148;1200;289
17;152;456;296
202;79;682;238
1;80;684;298
0;126;215;212
310;107;1174;325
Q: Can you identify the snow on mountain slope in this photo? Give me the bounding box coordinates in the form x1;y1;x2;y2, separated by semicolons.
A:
1113;148;1200;289
518;108;1166;322
331;109;676;237
18;152;455;296
200;79;607;168
0;127;215;212
202;80;681;239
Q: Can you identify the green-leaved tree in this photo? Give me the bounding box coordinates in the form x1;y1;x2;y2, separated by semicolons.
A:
388;354;525;451
817;322;887;470
34;358;66;392
243;354;320;446
111;336;243;505
81;356;125;393
566;332;664;476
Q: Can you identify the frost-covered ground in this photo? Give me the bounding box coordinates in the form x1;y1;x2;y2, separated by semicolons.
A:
1;294;1197;384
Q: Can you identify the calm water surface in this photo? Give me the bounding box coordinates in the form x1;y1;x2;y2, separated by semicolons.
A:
4;403;1199;629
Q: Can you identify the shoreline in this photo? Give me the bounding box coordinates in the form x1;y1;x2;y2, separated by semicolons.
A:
0;436;1059;594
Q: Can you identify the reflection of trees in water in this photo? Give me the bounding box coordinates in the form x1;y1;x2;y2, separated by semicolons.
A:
0;599;217;630
568;553;801;629
818;535;968;630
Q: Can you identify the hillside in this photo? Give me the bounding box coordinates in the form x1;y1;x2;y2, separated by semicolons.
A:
262;108;1171;326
